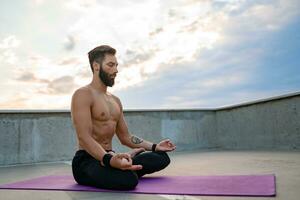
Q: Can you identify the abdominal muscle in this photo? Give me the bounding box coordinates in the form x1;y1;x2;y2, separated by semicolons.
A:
78;119;117;151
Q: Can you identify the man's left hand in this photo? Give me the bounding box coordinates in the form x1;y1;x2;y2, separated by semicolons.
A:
156;139;176;152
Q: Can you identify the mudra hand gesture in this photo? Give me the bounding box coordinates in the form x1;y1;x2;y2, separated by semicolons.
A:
155;139;176;152
110;153;143;171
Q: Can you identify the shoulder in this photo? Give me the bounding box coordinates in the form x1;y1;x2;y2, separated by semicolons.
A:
111;94;121;103
110;93;123;109
72;86;93;104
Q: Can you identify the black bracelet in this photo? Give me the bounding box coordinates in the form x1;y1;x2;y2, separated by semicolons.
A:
102;153;113;167
152;143;157;152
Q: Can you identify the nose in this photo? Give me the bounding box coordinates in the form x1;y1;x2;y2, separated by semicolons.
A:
114;66;118;74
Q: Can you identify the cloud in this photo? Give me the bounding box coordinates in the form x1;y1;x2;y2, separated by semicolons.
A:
1;0;299;110
75;65;91;79
0;74;78;109
31;0;46;6
0;91;73;109
63;35;77;51
221;0;300;34
14;65;79;96
6;48;91;109
0;94;28;109
46;75;77;94
16;72;50;83
12;51;88;83
149;27;163;37
122;49;156;67
0;35;20;49
0;35;20;65
161;71;248;108
194;74;245;89
64;0;97;11
57;56;82;66
62;0;297;95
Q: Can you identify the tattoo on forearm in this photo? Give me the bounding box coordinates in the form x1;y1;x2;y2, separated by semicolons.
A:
131;135;143;144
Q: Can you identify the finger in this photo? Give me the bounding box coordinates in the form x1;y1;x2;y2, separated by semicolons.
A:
167;140;175;146
118;153;131;160
164;146;176;152
166;139;172;143
161;139;169;143
123;165;143;171
119;159;139;169
122;157;133;165
124;153;131;159
118;158;133;169
168;142;175;147
118;153;131;157
115;155;130;164
131;165;143;170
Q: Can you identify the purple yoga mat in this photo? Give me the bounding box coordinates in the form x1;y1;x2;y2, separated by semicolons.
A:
0;174;276;196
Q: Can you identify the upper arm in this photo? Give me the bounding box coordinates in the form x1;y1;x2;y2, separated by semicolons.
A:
71;88;93;142
114;96;131;144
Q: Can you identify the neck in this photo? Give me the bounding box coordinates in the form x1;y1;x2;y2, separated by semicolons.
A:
90;76;107;93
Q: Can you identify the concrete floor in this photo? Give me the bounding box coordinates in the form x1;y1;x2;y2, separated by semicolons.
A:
0;150;299;200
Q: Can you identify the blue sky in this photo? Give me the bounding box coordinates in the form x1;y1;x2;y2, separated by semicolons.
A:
0;0;299;109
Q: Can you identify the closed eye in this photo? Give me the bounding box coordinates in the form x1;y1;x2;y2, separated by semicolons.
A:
107;62;118;67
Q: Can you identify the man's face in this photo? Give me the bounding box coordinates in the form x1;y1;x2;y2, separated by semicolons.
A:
97;54;118;87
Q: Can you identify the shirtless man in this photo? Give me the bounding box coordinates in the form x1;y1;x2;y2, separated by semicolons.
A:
71;45;176;190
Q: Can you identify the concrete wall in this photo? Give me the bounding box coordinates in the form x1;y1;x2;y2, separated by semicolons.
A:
114;111;216;153
0;92;299;165
0;110;216;166
215;94;300;150
0;113;76;165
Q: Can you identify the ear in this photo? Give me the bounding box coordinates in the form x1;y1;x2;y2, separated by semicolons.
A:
92;61;100;72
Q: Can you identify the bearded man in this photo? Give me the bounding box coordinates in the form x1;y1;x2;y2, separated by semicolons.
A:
71;45;176;190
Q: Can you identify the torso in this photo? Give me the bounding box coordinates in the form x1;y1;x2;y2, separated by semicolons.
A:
79;86;121;151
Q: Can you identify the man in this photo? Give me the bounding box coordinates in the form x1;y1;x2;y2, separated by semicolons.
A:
71;45;176;190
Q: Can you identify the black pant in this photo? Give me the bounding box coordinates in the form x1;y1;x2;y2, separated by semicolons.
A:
72;150;171;190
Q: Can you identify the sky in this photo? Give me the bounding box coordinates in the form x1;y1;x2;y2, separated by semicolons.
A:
0;0;299;109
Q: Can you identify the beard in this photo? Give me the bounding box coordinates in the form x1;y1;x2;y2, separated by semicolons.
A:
99;65;115;87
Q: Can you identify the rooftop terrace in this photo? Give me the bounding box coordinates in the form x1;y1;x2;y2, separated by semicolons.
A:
0;91;299;200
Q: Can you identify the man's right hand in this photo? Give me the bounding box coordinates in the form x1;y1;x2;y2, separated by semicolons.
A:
110;153;143;171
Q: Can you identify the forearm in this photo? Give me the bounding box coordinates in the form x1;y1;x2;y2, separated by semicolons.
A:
79;136;107;161
123;134;154;151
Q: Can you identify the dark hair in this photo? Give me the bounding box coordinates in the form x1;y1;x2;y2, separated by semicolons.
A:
88;45;116;72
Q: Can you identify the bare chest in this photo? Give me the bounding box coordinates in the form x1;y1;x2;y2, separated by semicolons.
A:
91;95;121;122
